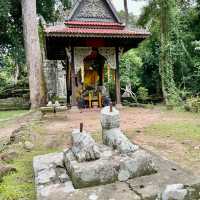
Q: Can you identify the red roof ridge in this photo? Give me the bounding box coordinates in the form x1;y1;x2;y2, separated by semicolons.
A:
64;20;125;30
65;21;124;26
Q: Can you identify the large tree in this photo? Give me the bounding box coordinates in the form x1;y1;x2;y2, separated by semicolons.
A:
159;0;180;105
21;0;46;108
138;0;184;105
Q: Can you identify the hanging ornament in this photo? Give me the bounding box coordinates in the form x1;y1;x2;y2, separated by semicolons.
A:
81;65;84;83
107;63;111;81
112;69;115;81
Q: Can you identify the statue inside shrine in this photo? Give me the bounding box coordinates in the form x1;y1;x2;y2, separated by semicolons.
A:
76;48;110;108
83;48;106;88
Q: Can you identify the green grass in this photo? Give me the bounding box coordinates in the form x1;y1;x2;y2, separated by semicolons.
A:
0;152;36;200
144;120;200;170
145;122;200;141
0;147;59;200
0;110;29;121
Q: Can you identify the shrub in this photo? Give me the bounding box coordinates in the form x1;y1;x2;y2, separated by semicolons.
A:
184;97;200;113
137;87;149;103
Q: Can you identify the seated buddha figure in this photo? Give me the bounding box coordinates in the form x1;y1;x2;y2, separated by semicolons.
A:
84;66;99;89
83;48;106;89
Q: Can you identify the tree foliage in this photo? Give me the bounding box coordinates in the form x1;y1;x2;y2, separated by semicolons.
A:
0;0;71;96
133;0;200;104
120;49;143;91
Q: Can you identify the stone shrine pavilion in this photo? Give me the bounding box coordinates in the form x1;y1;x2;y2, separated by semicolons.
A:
44;0;149;108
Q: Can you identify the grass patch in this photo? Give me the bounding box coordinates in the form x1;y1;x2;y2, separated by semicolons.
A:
0;147;59;200
145;122;200;141
0;110;29;122
144;121;200;173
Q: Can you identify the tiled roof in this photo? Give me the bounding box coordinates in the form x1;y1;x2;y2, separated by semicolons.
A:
45;26;150;39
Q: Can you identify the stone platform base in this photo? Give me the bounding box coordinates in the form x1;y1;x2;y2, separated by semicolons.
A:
64;145;156;188
40;106;68;114
33;149;200;200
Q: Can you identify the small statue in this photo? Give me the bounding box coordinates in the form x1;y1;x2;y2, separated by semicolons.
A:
54;101;60;107
47;101;53;107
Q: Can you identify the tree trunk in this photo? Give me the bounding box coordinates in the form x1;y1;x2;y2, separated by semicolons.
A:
124;0;129;26
13;63;19;85
21;0;46;109
159;0;179;105
159;0;168;104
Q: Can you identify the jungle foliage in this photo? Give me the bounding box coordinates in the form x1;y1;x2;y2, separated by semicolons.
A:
0;0;71;98
120;0;200;105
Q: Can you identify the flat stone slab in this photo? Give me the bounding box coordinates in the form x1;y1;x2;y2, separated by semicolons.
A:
62;182;141;200
33;150;200;200
126;151;200;199
33;152;75;200
40;106;67;114
33;152;64;174
37;182;75;200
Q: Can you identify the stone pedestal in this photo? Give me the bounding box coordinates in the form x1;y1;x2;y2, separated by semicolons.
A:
101;106;139;153
64;145;156;189
64;145;118;188
101;106;120;129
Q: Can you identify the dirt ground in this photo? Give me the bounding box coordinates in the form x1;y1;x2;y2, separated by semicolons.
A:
42;107;160;135
0;111;40;141
0;106;199;175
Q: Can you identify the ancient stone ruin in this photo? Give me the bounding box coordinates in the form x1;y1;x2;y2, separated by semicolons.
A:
33;106;200;200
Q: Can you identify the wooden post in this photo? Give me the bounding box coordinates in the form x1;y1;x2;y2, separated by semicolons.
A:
110;102;113;112
71;47;77;107
80;123;83;133
65;56;69;104
65;60;68;103
115;47;121;105
89;92;92;109
65;48;73;106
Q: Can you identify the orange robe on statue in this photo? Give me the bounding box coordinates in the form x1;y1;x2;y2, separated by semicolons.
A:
84;70;99;88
